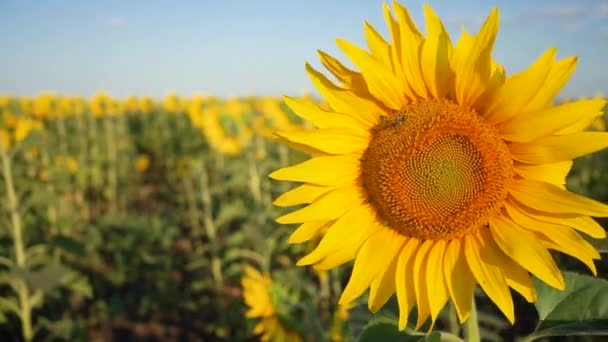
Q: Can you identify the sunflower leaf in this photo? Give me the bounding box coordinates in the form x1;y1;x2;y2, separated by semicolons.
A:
529;272;608;339
357;318;441;342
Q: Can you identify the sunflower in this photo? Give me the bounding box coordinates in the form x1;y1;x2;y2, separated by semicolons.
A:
241;266;303;342
270;2;608;330
198;99;252;155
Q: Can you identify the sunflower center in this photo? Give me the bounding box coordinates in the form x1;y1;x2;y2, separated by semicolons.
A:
361;99;512;240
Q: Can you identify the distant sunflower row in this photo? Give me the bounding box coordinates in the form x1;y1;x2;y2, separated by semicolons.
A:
0;92;316;155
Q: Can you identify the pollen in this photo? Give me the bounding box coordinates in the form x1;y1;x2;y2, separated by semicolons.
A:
361;99;513;240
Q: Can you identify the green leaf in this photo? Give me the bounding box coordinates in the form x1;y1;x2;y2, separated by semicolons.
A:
50;235;86;257
586;236;608;253
358;318;441;342
530;272;608;339
23;264;67;292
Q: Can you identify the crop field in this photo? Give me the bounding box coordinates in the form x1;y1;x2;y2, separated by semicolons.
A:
0;93;606;341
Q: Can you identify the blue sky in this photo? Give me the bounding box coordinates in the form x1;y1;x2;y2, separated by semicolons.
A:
1;0;607;99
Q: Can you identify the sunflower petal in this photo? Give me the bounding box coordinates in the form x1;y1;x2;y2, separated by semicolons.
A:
524;56;578;112
481;48;555;124
396;238;420;330
339;228;406;306
336;38;407;109
421;4;451;99
393;2;427;98
464;231;514;323
269;155;360;186
505;202;600;275
500;99;607;142
276;186;365;224
511;132;608;164
451;8;499;107
273;184;334;207
296;203;377;265
507;199;606;239
509;179;608;217
305;63;382;126
288;221;332;244
413;240;434;329
318;50;368;95
489;215;565;290
513;161;572;186
275;128;369;155
369;249;400;313
443;238;475;323
283;95;372;130
364;21;393;71
426;240;449;322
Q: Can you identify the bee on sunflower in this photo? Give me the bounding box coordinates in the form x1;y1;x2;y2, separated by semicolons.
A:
270;1;608;331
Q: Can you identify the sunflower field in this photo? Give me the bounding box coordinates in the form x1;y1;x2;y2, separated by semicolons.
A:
2;3;608;342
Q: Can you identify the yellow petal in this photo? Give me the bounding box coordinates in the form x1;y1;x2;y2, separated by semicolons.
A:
464;231;514;323
500;99;607;142
481;48;555;124
369;247;400;313
275;128;369;155
524;56;577;112
451;8;499;107
317;50;368;95
443;238;475;323
273;184;334;207
297;203;377;265
489;215;565;290
393;1;427;98
283;95;372;130
396;238;420;330
420;4;451;99
505;202;600;275
339;228;406;306
288;221;332;244
513;161;572;186
336;38;407;109
556;99;607;134
269;155;360;186
306;63;382;126
511;132;608;164
426;240;449;322
501;256;537;303
509;179;608;217
413;240;433;329
277;186;365;224
382;2;411;97
507;199;606;239
364;21;393;72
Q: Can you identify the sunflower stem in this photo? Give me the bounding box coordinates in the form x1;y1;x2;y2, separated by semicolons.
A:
1;142;34;342
464;297;480;342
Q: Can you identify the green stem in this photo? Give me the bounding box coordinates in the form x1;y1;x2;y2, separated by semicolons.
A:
1;145;33;341
199;163;223;289
448;301;461;337
103;115;118;212
464;297;480;342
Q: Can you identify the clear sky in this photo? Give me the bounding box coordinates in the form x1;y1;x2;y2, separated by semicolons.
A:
1;0;607;99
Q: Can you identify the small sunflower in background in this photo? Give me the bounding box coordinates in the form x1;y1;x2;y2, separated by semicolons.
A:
241;266;303;342
134;154;151;173
271;1;608;330
164;92;182;114
198;98;252;156
253;97;301;139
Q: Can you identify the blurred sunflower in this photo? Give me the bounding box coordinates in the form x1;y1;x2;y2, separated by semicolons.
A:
134;154;151;173
241;266;302;342
270;2;608;329
253;97;301;139
199;98;252;155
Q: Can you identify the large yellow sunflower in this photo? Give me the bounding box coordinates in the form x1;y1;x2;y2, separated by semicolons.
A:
270;2;608;330
241;266;303;342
